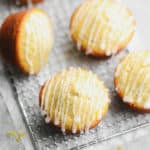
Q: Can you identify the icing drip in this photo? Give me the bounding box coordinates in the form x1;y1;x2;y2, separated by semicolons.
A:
74;68;89;133
77;0;98;51
41;68;109;133
41;78;51;111
71;0;96;50
87;1;107;54
54;71;66;126
71;0;135;55
48;75;61;122
43;77;54;122
115;51;150;109
70;1;90;35
84;72;95;131
124;57;141;98
72;70;80;133
136;72;149;103
62;70;76;133
126;68;145;103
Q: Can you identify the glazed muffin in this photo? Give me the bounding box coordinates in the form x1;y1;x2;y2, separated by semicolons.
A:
70;0;136;57
13;0;44;5
39;68;110;133
114;51;150;112
0;8;53;74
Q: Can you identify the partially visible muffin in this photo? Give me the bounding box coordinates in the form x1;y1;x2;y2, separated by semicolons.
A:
70;0;136;57
0;8;53;74
114;51;150;112
39;68;110;133
13;0;44;5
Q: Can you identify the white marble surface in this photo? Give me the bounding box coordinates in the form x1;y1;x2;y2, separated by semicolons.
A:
124;0;150;51
0;0;150;150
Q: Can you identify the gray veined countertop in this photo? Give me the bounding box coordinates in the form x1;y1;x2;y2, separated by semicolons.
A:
0;0;150;150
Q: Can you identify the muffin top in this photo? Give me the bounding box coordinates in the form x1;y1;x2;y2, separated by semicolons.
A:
115;51;150;111
40;68;110;133
70;0;136;57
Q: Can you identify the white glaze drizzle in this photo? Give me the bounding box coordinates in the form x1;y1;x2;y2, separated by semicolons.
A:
48;74;63;122
56;68;75;133
54;71;66;126
70;1;91;35
105;5;122;55
116;52;150;109
84;72;95;131
62;69;76;133
136;71;149;104
77;0;98;51
124;57;140;97
125;68;145;103
72;69;81;133
87;1;107;54
43;78;53;122
41;78;51;111
77;68;89;133
41;68;109;133
71;0;135;55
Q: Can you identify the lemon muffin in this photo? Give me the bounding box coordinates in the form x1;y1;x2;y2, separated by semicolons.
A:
0;8;53;74
14;0;44;5
114;51;150;112
70;0;136;57
39;68;110;133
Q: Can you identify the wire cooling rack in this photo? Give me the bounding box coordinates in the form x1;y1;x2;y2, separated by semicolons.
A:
6;0;150;149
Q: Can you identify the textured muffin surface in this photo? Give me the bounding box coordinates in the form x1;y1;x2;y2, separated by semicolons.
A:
0;8;53;74
70;0;136;57
114;51;150;112
40;68;110;133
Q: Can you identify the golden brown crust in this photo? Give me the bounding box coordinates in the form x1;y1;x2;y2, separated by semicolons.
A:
0;10;27;65
43;113;107;134
39;68;110;133
114;76;150;113
69;1;136;57
70;31;132;58
0;8;52;75
39;82;109;133
13;0;44;5
114;54;150;113
40;80;109;132
0;9;35;74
